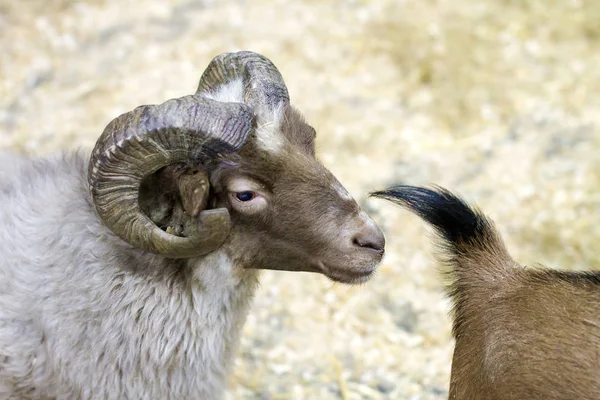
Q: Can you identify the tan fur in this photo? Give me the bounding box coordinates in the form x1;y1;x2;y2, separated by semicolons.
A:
448;254;600;400
374;185;600;400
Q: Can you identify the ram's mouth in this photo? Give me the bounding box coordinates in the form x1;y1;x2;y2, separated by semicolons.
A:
321;263;377;285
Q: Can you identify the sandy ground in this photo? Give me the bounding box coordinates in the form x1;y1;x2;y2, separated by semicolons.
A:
2;0;600;398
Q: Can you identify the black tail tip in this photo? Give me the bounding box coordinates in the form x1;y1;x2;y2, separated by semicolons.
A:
371;185;488;245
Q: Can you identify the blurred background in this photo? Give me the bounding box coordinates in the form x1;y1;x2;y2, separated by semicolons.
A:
2;0;599;398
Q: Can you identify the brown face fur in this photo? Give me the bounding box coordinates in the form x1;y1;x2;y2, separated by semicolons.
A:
141;106;384;284
209;106;384;283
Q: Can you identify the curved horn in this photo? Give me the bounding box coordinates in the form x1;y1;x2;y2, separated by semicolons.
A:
197;51;290;111
88;95;253;258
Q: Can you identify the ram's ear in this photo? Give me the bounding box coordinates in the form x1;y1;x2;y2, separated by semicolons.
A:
176;168;210;218
139;165;211;226
282;106;316;156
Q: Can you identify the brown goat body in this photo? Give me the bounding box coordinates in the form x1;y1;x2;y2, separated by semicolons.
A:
373;185;600;400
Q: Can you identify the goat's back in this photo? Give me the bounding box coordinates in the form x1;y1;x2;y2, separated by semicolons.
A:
373;186;600;400
450;269;600;400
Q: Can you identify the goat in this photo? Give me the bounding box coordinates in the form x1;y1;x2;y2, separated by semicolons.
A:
0;51;385;400
373;185;600;400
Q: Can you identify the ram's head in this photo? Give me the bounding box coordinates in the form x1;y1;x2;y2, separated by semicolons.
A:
89;51;384;284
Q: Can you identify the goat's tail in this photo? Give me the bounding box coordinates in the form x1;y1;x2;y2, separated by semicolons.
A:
372;185;517;290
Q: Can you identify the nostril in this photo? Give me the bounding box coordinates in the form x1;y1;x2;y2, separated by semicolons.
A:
352;229;385;254
354;238;383;252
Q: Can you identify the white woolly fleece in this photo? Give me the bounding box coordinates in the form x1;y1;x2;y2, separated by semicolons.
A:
0;152;259;399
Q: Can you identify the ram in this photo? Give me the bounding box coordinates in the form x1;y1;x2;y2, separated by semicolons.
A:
0;151;26;192
0;51;385;400
373;185;600;400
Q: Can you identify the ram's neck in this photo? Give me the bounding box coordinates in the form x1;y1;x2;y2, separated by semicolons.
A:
155;250;261;397
90;247;261;398
185;250;261;367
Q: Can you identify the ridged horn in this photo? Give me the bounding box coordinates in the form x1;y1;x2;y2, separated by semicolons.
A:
197;51;290;111
88;95;253;258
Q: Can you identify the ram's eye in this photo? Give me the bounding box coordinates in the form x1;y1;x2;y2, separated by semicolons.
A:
235;191;256;202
